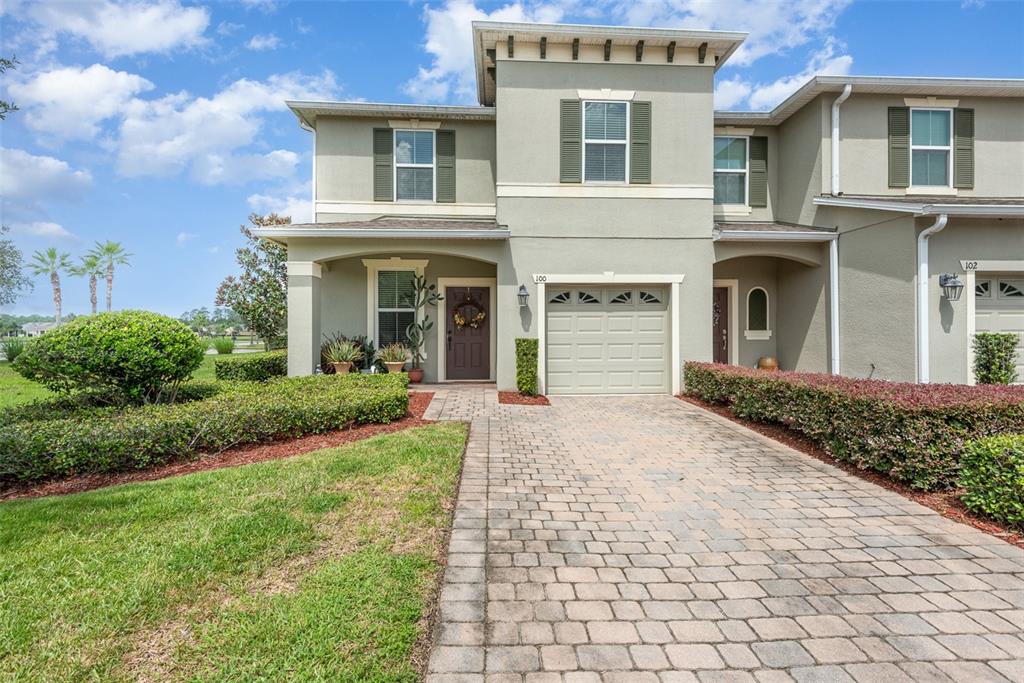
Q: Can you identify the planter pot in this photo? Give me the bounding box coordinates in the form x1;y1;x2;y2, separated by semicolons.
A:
407;368;424;383
384;362;405;375
331;361;353;374
757;356;779;372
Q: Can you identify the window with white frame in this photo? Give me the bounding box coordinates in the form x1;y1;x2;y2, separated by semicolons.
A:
714;136;747;205
583;101;628;182
394;130;435;201
376;270;417;345
745;287;771;340
910;109;952;187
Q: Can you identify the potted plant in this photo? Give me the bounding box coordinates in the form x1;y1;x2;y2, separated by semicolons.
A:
324;339;363;375
404;274;443;383
377;342;408;374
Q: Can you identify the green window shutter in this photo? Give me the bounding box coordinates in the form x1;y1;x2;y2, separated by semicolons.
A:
559;99;582;183
436;129;456;203
373;128;394;201
888;107;910;188
748;136;768;208
629;101;651;184
953;108;975;189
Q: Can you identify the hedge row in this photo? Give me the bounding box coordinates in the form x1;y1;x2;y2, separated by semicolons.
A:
684;362;1024;490
214;350;288;381
959;434;1024;528
0;373;409;484
515;338;539;396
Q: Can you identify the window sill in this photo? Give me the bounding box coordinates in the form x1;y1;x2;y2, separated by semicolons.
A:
906;186;957;196
744;330;772;341
714;204;752;217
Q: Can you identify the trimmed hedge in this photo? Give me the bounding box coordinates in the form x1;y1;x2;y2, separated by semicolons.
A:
684;362;1024;491
515;338;539;396
973;332;1019;385
214;350;288;381
0;373;409;484
959;434;1024;528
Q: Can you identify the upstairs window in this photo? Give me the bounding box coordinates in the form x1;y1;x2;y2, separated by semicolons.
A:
395;130;434;201
910;109;951;187
583;101;628;182
714;136;747;205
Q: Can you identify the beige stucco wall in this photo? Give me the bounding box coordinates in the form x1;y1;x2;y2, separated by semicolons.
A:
777;256;829;373
836;94;1024;197
776;95;827;225
712;256;778;368
713;125;779;224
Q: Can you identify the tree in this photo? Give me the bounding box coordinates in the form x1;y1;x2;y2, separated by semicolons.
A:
180;307;213;335
216;213;289;348
88;241;131;311
70;254;104;315
0;225;32;306
28;248;71;323
0;55;18;120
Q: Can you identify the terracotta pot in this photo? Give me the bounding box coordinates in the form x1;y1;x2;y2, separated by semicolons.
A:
757;356;779;371
331;361;353;374
408;368;424;383
384;361;405;374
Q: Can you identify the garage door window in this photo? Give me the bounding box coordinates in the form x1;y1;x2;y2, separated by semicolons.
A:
549;290;571;304
976;280;992;299
609;291;632;304
639;290;663;305
999;280;1024;298
577;291;601;304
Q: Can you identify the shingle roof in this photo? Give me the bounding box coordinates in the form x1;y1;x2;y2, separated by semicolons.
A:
714;221;836;233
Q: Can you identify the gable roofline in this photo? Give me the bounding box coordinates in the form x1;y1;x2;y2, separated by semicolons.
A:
714;75;1024;126
473;20;747;106
286;100;496;129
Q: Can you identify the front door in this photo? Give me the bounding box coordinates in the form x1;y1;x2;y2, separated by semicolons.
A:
445;286;490;380
713;287;729;364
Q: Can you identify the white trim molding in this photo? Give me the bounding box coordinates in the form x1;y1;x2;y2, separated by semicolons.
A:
362;258;429;351
286;261;323;278
436;277;497;382
715;230;837;242
813;195;1024;217
577;88;635;101
744;286;772;341
497;183;712;200
261;226;510;241
713;278;739;365
315;200;496;218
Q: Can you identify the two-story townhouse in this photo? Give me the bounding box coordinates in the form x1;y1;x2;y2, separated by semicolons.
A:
257;20;1024;392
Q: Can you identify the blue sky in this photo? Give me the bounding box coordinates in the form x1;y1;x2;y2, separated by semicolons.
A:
1;0;1021;317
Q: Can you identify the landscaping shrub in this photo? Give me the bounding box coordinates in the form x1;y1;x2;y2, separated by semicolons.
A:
215;350;287;381
1;336;25;362
0;373;409;483
212;337;235;354
684;362;1024;490
973;332;1019;384
13;311;205;405
959;434;1024;528
515;338;539;395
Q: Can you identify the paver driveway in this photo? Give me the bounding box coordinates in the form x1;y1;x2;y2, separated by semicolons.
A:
424;390;1024;682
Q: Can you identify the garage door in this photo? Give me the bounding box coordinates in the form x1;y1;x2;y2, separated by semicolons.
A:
546;286;670;394
976;275;1024;384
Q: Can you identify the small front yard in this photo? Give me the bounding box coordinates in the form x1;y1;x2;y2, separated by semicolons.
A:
0;422;467;681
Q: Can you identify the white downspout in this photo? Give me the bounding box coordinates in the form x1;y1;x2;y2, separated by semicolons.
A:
830;84;852;195
829;237;840;374
916;213;949;383
310;126;317;222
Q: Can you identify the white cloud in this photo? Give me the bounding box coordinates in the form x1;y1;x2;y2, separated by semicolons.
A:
713;76;753;110
746;38;853;110
246;33;281;50
9;64;154;141
207;245;220;254
247;192;310;223
25;0;210;58
9;221;80;242
190;149;299;185
176;231;197;247
403;0;565;103
0;147;93;207
217;21;243;36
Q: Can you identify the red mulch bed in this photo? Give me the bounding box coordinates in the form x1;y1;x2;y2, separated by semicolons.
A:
679;394;1024;550
499;391;550;406
0;392;436;503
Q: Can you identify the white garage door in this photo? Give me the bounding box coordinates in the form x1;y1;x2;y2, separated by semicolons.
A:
976;275;1024;384
546;286;670;394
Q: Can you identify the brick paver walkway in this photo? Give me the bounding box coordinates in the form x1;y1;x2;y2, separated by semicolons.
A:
425;391;1024;682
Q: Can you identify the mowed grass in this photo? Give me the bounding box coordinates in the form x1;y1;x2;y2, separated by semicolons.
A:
0;422;467;682
0;361;51;408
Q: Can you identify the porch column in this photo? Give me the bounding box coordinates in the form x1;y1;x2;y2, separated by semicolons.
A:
286;261;322;376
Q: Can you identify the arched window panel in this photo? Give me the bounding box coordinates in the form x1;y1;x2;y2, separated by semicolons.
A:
549;291;571;305
745;287;772;340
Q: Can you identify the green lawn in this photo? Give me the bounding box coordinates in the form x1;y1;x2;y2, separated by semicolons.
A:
0;422;467;682
0;361;51;408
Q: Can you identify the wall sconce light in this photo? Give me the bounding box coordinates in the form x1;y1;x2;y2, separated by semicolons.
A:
517;284;530;307
939;273;964;301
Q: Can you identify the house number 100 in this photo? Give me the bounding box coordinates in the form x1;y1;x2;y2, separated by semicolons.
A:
533;275;548;283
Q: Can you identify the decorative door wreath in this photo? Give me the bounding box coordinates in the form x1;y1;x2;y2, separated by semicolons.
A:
452;292;487;330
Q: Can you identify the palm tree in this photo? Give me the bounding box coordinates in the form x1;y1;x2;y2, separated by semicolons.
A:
88;241;131;311
70;254;104;315
28;248;71;323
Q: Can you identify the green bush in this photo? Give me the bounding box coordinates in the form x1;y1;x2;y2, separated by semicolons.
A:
13;311;205;404
959;434;1024;528
685;362;1024;491
1;336;26;362
0;373;409;483
215;350;287;381
973;332;1019;384
211;337;235;354
515;338;539;396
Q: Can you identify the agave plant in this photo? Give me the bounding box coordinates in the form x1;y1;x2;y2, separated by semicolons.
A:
324;340;364;365
377;342;409;364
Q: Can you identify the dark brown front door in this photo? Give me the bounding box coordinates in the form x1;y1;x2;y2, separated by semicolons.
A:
713;287;729;364
445;286;490;380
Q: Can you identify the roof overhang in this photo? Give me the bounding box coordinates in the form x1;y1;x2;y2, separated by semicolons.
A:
714;229;837;242
715;75;1024;127
813;195;1024;218
286;101;496;130
252;226;511;243
473;20;747;106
